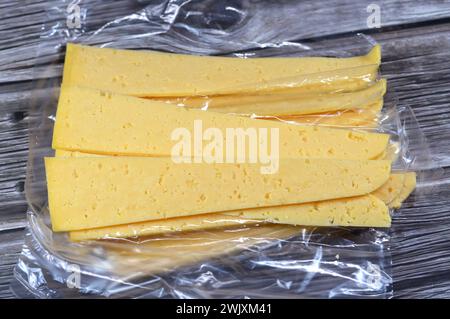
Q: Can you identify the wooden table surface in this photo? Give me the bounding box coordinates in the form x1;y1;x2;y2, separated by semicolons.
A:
1;0;450;298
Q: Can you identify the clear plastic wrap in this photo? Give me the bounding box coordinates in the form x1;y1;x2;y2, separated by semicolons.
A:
12;0;437;298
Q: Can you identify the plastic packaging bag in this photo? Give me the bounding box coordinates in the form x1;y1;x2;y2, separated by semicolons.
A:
13;0;436;298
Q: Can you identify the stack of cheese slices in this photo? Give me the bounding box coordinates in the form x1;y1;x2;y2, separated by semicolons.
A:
46;44;416;241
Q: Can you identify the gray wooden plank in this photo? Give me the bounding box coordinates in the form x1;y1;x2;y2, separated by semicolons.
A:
0;229;25;299
2;0;450;82
391;168;450;297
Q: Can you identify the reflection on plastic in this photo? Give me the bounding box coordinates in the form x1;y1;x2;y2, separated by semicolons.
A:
15;214;392;298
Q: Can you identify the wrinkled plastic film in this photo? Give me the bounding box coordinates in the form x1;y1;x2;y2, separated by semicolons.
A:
15;214;392;298
13;0;437;299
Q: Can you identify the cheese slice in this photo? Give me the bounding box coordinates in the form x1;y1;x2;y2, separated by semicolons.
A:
46;157;391;231
54;146;414;206
372;174;404;206
54;150;413;208
67;169;412;242
55;150;416;208
369;142;399;162
69;171;415;242
375;172;416;208
63;43;380;97
69;194;389;241
391;172;416;208
53;86;389;160
153;79;386;116
225;194;389;226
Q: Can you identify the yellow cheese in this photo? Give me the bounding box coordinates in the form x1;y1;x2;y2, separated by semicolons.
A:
69;194;389;241
373;172;416;208
54;149;414;209
55;150;416;208
390;172;416;208
45;157;391;231
54;150;414;208
63;43;380;97
226;194;389;227
372;174;404;205
154;79;386;116
53;147;415;207
53;86;389;160
67;169;411;242
369;142;399;161
69;171;415;242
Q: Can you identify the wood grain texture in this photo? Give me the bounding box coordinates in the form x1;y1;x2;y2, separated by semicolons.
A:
0;0;450;298
0;229;25;299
